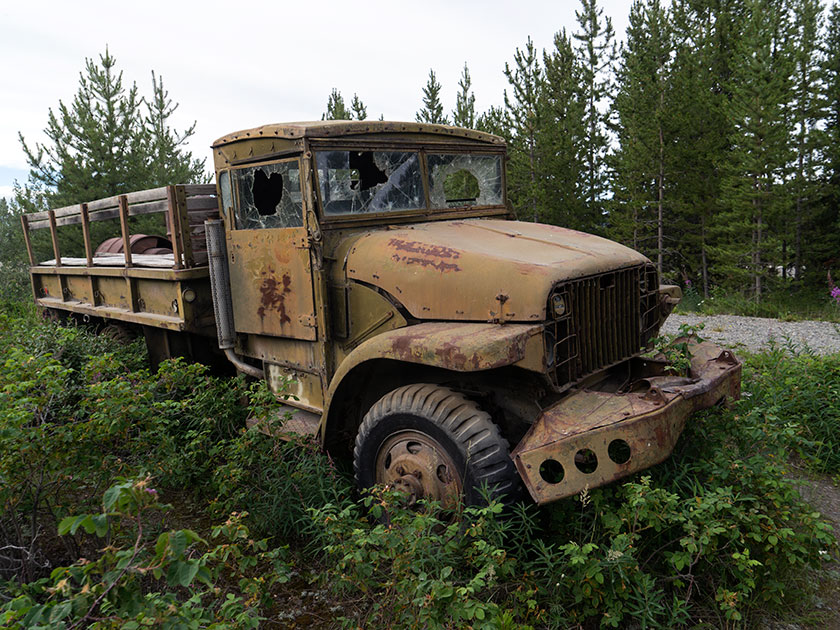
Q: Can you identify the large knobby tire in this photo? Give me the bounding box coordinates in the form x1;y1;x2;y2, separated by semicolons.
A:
353;384;519;507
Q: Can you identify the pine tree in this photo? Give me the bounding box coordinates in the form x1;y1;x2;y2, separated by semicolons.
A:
350;94;368;121
143;72;206;187
476;106;509;138
452;63;476;129
715;0;795;299
322;90;368;121
611;0;671;271
416;69;449;124
666;0;742;294
323;88;352;120
573;0;617;224
537;29;588;229
503;37;544;222
19;49;148;208
823;2;840;241
18;49;205;211
788;0;825;280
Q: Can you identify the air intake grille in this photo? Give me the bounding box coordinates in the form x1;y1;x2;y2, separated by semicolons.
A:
546;265;659;389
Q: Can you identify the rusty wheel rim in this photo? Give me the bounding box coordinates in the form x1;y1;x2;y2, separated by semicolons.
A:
375;430;462;509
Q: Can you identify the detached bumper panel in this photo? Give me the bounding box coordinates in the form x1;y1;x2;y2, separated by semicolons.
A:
511;341;741;505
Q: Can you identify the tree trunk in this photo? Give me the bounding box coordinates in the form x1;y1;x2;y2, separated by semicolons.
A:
701;216;709;299
657;102;665;275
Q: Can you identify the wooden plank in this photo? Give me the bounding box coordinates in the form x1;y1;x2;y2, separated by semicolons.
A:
188;209;220;224
87;186;169;212
118;195;137;313
185;196;219;211
166;186;184;270
28;218;55;230
80;204;93;266
20;215;35;266
28;185;195;222
48;210;62;267
38;201;100;219
27;209;51;221
118;196;133;268
175;186;194;268
184;184;217;196
40;254;177;268
31;198;173;229
81;202;98;306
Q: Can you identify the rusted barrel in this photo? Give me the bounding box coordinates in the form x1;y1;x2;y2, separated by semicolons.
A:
95;234;173;256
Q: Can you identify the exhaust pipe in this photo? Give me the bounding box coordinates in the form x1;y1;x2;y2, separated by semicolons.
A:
205;219;264;379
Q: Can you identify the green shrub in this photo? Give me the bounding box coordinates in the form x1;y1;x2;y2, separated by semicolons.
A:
310;489;542;629
740;347;840;473
212;427;351;541
0;477;292;629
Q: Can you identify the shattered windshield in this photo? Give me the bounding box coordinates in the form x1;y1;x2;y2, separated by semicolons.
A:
427;153;503;208
232;160;303;229
316;150;424;215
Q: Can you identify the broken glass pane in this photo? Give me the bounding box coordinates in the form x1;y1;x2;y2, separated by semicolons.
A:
232;160;303;229
219;171;232;218
427;154;503;208
316;150;424;215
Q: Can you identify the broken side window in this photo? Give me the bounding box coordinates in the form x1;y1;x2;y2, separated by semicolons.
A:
218;171;233;218
427;154;503;208
316;150;424;216
232;160;303;229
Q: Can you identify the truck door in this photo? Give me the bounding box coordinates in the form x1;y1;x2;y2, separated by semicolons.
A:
226;157;317;341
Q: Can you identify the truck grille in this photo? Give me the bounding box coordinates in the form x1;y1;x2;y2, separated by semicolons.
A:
546;265;659;389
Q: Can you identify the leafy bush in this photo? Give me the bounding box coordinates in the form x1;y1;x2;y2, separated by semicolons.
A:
1;477;291;629
212;428;350;542
311;489;541;629
741;346;840;473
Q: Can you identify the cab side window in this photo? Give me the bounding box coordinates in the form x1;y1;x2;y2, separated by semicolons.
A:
232;159;303;229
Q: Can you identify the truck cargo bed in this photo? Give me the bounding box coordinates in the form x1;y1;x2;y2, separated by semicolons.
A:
22;185;220;335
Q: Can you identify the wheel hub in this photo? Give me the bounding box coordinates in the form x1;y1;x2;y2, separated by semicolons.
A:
375;431;462;509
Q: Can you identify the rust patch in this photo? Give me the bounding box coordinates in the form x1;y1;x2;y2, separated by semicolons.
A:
388;238;462;273
257;270;292;324
652;422;671;447
388;238;461;259
434;343;469;370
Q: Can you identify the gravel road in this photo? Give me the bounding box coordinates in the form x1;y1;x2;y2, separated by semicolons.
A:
661;313;840;355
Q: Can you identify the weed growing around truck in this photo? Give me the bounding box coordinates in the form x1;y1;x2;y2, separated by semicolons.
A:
0;300;838;628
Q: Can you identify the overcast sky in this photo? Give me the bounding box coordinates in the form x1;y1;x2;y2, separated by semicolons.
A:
0;0;631;202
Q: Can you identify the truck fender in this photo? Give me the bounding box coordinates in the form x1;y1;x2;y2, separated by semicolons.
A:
319;321;544;444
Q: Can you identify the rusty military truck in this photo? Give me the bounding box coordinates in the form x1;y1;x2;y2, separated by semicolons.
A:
20;121;741;507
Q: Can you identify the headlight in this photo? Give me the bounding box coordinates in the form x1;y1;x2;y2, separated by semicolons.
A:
552;294;566;318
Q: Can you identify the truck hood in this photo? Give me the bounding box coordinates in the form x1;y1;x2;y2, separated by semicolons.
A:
343;219;649;322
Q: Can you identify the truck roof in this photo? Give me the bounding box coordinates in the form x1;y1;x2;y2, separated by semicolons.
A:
211;120;504;148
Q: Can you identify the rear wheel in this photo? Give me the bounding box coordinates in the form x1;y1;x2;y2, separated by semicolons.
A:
353;384;519;507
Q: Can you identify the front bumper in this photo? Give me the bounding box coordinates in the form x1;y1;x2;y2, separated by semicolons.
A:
511;341;741;505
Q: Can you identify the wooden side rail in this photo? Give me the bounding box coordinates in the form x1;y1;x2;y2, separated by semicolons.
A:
21;184;218;271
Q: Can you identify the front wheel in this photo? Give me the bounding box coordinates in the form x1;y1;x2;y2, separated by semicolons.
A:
353;384;519;507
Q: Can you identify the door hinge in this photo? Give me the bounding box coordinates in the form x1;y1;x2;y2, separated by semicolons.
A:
298;314;317;328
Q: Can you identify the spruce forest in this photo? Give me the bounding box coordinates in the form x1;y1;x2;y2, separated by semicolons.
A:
330;0;840;308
